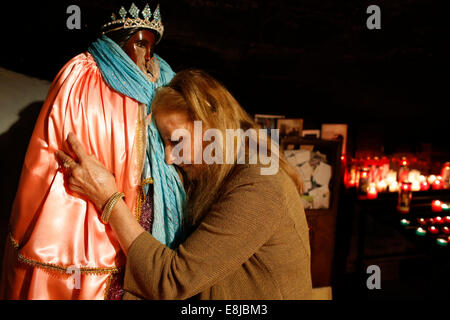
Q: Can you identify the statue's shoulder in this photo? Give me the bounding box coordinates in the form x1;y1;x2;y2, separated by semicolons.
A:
50;51;100;87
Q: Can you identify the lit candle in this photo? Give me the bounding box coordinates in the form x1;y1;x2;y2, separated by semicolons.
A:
366;183;378;200
434;216;444;224
426;218;435;225
417;218;427;226
419;175;426;183
397;182;412;214
436;238;448;247
398;159;409;183
432;179;443;190
416;227;427;236
411;181;421;192
442;203;450;211
400;219;410;226
408;170;421;184
442;226;450;235
445;216;450;223
420;181;430;191
376;180;387;192
428;226;439;234
428;175;437;184
432;200;443;212
386;171;397;184
389;181;399;192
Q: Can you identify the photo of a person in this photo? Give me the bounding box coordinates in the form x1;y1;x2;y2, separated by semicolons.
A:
277;118;303;138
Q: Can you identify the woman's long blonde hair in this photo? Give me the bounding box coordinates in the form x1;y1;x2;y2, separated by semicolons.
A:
152;69;303;230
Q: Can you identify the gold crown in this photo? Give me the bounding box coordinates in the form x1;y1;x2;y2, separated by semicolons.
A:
101;3;164;42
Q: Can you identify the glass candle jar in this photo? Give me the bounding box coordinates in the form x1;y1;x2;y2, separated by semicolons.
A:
397;182;412;214
358;168;370;196
442;162;450;189
398;158;410;184
366;183;378;199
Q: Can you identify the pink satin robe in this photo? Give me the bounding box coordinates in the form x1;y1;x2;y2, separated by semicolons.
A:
0;52;147;299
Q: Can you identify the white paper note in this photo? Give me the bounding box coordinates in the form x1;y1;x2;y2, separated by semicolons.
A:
299;162;314;182
295;150;310;165
309;186;330;209
312;162;332;186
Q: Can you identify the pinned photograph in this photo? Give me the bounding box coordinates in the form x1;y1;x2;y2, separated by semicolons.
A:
277;118;303;139
321;123;348;154
254;114;285;137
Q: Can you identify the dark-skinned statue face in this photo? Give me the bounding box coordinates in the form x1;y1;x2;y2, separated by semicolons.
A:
123;30;159;81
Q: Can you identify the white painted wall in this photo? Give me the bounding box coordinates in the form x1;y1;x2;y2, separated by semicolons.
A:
0;67;51;134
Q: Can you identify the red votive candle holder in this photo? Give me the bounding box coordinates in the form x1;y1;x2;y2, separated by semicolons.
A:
428;226;439;234
434;216;444;224
417;218;427;226
420;181;430;191
445;216;450;224
432;200;443;212
432;179;443;190
366;184;378;200
442;226;450;235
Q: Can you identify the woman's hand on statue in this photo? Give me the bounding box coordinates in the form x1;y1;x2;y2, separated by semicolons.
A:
56;132;118;210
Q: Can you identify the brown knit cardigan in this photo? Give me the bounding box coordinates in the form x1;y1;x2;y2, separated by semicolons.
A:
122;164;312;300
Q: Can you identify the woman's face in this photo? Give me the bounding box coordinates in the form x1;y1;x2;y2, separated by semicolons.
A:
123;30;156;75
155;110;203;180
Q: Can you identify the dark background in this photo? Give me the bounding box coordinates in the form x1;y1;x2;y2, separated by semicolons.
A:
1;0;449;155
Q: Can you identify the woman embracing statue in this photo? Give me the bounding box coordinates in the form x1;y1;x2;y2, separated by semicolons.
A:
56;69;313;300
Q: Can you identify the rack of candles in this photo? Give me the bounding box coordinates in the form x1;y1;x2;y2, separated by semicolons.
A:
350;156;450;248
344;156;450;195
399;213;450;248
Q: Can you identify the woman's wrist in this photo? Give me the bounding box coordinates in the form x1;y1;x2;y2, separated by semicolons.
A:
107;198;127;228
107;198;146;255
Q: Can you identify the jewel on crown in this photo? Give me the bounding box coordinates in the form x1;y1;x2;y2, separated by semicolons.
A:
102;2;164;40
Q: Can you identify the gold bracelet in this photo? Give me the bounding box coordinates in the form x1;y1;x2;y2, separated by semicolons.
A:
101;192;125;224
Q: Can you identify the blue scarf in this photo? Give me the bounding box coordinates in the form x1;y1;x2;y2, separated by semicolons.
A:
88;35;186;248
